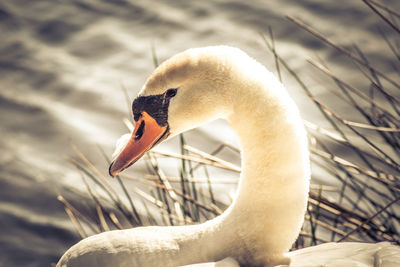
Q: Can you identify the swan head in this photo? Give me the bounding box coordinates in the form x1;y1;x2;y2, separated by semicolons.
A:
109;46;243;176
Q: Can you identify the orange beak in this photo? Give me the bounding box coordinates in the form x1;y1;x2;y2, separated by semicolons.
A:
109;111;169;177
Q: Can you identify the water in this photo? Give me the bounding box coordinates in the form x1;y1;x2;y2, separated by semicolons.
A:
0;0;399;266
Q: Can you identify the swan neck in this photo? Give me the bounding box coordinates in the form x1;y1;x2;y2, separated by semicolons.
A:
219;74;310;264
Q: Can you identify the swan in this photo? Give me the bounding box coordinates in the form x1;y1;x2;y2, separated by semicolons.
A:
57;46;400;267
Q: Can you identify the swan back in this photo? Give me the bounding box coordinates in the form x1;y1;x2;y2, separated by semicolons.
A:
288;242;400;267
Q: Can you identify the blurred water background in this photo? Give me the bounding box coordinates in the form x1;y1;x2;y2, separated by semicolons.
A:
1;0;399;266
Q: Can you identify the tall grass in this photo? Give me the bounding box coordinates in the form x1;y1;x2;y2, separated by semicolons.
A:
58;0;400;250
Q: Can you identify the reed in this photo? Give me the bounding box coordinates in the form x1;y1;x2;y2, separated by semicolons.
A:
58;0;400;251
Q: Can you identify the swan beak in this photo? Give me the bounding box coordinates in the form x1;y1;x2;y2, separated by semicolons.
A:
109;111;169;177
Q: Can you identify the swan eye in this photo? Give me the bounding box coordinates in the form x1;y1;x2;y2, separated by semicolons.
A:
164;88;177;98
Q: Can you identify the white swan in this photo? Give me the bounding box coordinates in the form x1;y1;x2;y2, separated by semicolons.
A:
57;46;400;267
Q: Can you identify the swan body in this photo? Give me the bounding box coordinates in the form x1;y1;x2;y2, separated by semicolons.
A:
57;46;398;267
187;242;400;267
287;242;400;267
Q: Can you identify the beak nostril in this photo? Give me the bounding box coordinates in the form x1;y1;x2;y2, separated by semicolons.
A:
108;111;169;177
135;120;145;140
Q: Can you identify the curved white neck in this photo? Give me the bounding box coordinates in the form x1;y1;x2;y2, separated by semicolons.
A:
166;72;310;266
224;76;310;264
